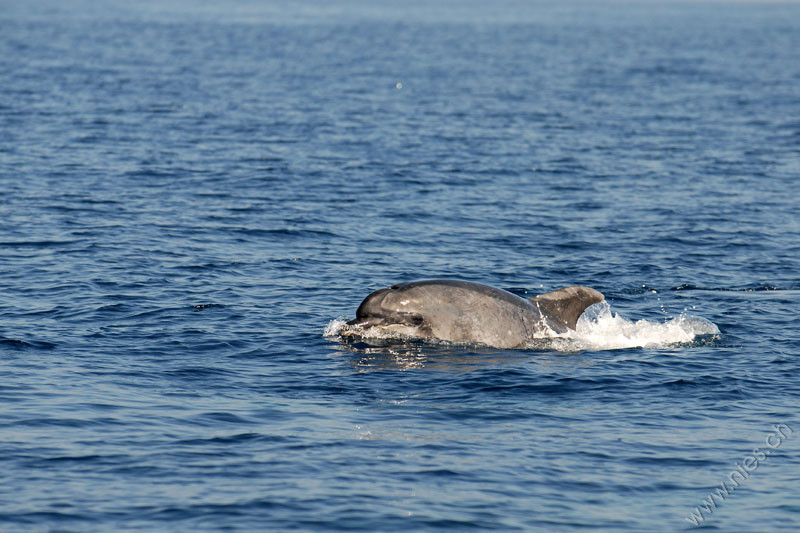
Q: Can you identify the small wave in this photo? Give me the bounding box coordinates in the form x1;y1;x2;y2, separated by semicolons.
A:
192;303;224;311
672;284;783;292
0;337;56;350
0;239;84;248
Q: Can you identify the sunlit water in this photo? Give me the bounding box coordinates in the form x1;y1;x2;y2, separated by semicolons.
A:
2;1;799;531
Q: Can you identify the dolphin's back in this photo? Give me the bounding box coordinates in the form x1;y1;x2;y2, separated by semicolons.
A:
391;279;531;308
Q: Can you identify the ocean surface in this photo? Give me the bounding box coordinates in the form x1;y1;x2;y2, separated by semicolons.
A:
1;0;799;531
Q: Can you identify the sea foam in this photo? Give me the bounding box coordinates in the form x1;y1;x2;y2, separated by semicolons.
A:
563;301;720;351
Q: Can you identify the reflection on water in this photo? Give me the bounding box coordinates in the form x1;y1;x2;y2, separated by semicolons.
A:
329;338;526;372
326;336;606;373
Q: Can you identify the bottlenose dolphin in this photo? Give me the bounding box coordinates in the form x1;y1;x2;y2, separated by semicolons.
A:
344;280;604;349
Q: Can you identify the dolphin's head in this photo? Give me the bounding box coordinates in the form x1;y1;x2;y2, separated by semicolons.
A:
345;283;429;336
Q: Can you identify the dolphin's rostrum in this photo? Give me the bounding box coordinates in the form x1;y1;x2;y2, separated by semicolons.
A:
345;280;604;349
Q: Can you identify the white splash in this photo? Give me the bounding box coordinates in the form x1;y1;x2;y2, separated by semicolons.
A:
565;301;720;351
324;318;349;337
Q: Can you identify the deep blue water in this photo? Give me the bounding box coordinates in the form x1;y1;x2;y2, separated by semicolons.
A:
2;0;800;531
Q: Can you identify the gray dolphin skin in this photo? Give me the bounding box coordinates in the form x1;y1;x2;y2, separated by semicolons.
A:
345;280;604;349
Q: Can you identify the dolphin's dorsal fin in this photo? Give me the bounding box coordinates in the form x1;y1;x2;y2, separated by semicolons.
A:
529;286;604;330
